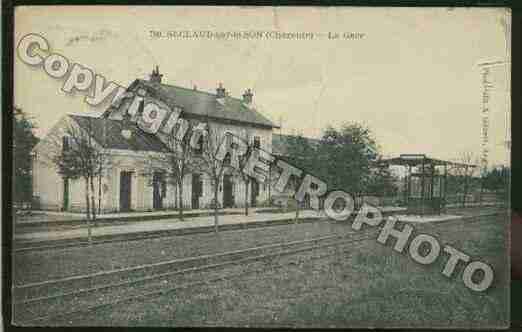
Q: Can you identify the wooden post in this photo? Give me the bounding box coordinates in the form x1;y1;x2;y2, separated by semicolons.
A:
404;167;410;205
430;165;435;199
429;164;432;211
268;166;271;205
462;166;469;208
479;170;484;207
404;167;409;204
443;164;448;212
420;158;425;215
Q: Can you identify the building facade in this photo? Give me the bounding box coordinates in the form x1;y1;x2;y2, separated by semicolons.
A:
32;69;292;213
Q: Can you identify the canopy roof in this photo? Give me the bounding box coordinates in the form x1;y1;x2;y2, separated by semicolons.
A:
379;154;477;168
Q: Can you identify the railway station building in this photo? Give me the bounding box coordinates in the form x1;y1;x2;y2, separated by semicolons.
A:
31;68;299;213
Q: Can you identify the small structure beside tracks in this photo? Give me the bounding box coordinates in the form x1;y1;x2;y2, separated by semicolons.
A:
379;154;477;215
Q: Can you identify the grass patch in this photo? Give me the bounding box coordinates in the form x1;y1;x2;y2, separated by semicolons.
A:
41;212;509;328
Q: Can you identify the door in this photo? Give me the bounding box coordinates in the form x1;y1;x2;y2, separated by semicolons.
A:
153;172;165;210
223;175;234;208
251;179;259;207
120;171;132;212
191;174;202;209
62;177;69;211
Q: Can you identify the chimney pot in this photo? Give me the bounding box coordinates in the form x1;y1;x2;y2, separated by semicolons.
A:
242;88;253;105
149;65;163;84
216;83;226;99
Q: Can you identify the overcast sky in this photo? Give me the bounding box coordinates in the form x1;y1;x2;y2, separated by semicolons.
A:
14;6;511;167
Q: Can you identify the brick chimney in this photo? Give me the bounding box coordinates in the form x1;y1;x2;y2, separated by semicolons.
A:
242;88;253;105
216;83;226;99
149;65;163;84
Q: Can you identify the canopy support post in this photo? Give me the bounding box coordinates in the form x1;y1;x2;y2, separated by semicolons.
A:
442;164;448;211
420;157;425;215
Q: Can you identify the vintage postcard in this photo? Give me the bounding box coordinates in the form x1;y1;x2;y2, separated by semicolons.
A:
12;6;511;328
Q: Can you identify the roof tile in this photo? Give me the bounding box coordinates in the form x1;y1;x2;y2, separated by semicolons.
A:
69;115;168;153
107;80;277;129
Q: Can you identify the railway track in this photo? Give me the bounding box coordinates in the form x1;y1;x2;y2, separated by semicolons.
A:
13;229;379;324
14;216;327;253
13;210;505;324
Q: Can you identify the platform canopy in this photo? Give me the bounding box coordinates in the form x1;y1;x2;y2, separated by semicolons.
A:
378;154;477;215
379;154;477;168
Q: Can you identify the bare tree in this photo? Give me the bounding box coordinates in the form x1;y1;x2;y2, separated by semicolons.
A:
290;177;302;223
46;117;111;242
141;130;194;220
236;130;253;216
192;122;230;233
451;151;478;208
